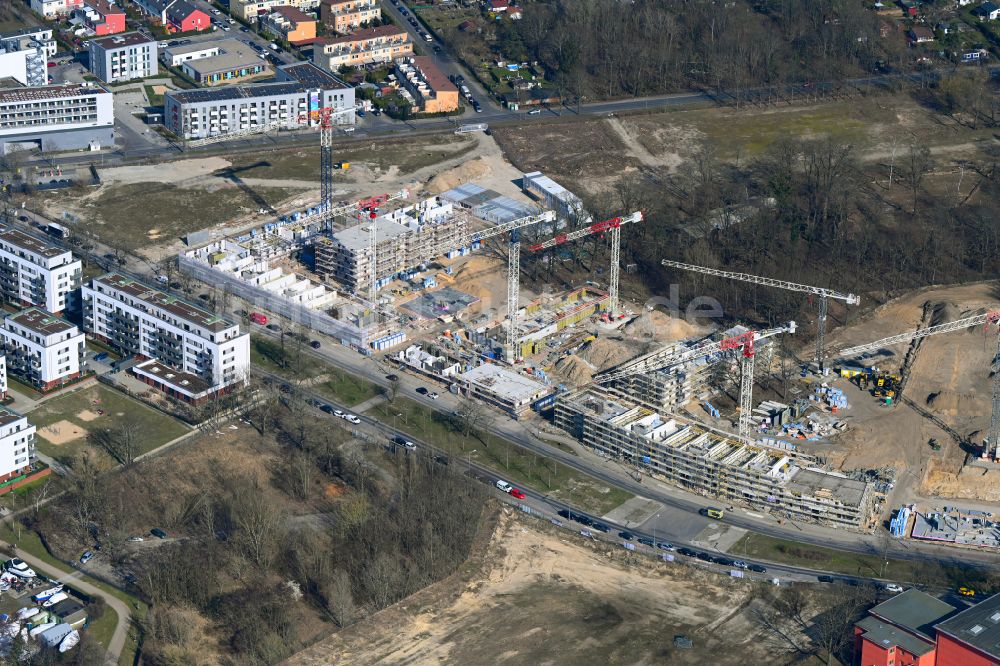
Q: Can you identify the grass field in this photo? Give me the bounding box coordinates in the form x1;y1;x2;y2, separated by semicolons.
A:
27;384;191;461
731;532;997;591
372;396;633;515
252;336;381;406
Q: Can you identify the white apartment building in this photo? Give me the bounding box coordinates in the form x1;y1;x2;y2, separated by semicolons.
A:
31;0;83;19
0;408;35;483
0;356;8;399
81;273;250;394
0;227;82;314
88;32;157;84
0;307;85;391
0;28;58;59
0;82;114;152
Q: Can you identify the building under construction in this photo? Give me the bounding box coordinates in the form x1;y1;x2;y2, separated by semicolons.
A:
314;196;469;295
555;387;875;529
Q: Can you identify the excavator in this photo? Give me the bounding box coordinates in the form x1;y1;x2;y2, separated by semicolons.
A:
852;370;902;398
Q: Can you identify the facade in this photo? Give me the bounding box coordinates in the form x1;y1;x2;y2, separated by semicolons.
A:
0;307;85;391
313;25;411;70
935;594;1000;665
30;0;83;18
523;171;590;224
320;0;380;34
88;32;158;83
0;82;114;152
75;0;126;35
0;356;6;399
0;45;48;87
229;0;319;20
555;387;875;529
315;197;467;294
394;56;459;113
854;589;958;666
0;227;82;314
82;273;250;392
0;408;36;483
164;76;354;140
161;41;220;67
0;28;58;58
165;0;210;32
179;39;269;85
262;6;318;44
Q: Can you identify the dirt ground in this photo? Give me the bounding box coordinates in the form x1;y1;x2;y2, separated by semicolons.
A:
816;281;1000;503
37;419;86;446
287;510;815;666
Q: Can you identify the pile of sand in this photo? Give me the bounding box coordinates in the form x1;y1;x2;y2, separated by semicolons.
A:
623;310;703;343
929;301;962;327
424;158;491;194
554;355;596;384
578;337;642;372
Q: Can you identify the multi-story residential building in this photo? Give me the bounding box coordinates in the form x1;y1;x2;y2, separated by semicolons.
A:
164;65;354;140
394;56;459;114
313;25;411;70
0;408;36;483
0;43;48;87
0;82;114;152
88;32;158;83
30;0;82;19
262;6;317;44
0;228;82;314
81;273;250;393
0;307;85;391
228;0;319;21
315;197;467;294
554;387;875;529
0;28;57;58
75;0;126;35
179;38;269;86
320;0;379;34
0;356;7;399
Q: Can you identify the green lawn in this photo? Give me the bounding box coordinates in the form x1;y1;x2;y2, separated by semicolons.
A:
373;397;633;515
731;532;997;591
252;336;381;405
143;84;164;106
27;384;191;460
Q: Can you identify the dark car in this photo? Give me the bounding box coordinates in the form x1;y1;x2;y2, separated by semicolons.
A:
320;404;334;414
310;340;321;349
748;564;767;573
557;509;571;519
818;575;834;583
386;374;399;381
433;455;449;466
150;528;167;539
266;323;280;331
714;557;735;567
592;523;610;533
433;45;442;53
93;352;109;362
618;531;634;541
637;537;654;547
677;548;697;557
696;552;713;562
415;386;429;395
574;515;592;527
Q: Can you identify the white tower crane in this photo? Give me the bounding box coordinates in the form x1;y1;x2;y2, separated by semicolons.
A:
452;211;556;363
660;260;860;372
835;309;1000;459
528;211;644;317
594;321;797;442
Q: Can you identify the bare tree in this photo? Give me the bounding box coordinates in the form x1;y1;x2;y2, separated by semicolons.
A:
230;482;284;568
88;418;142;466
323;569;356;627
811;584;878;666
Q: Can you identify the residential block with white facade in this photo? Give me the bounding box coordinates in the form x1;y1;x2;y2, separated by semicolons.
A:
0;307;85;391
82;273;250;393
88;32;158;83
0;408;36;483
0;227;82;314
0;82;114;152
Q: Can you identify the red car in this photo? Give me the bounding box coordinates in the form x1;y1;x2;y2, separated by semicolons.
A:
510;488;526;500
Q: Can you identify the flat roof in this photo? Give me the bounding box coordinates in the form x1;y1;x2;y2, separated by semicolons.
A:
0;83;108;104
459;363;548;402
167;81;304;104
92;273;237;332
133;360;212;396
856;616;936;657
786;467;869;507
408;56;456;93
90;31;154;49
0;227;69;259
277;61;347;88
182;40;263;76
272;5;314;22
162;41;221;57
0;407;25;428
332;217;408;253
6;307;77;336
869;588;959;640
318;24;406;46
935;593;1000;658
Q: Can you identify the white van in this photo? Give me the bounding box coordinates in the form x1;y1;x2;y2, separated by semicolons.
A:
495;480;512;493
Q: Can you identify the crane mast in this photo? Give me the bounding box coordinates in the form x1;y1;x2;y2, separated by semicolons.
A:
660;259;859;372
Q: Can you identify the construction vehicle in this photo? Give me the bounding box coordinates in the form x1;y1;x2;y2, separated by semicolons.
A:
929;439;941;451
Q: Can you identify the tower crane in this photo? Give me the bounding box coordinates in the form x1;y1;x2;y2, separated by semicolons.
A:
835;309;1000;459
660;260;860;372
528;211;644;317
594;321;797;442
451;211;556;363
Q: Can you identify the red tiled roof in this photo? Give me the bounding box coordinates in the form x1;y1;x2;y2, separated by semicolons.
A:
409;56;457;93
273;5;315;22
317;23;406;45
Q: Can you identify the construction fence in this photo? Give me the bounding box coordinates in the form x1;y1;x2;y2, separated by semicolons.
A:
177;254;374;348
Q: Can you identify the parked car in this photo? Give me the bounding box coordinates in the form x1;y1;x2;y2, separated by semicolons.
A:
79;551;94;565
528;108;542;115
557;509;571;519
333;409;344;417
5;559;35;579
731;560;749;570
817;575;834;583
959;586;976;597
310;340;321;349
592;523;610;533
150;528;167;539
510;488;525;500
885;583;904;594
428;392;439;400
618;531;634;541
415;387;429;395
93;352;109;362
657;542;676;551
320;404;334;414
127;536;144;542
748;564;767;573
695;552;713;562
345;414;361;424
677;548;697;557
404;441;417;451
386;374;399;381
637;537;654;547
495;480;512;493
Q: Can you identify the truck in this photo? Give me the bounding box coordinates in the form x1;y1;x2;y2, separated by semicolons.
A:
249;312;268;325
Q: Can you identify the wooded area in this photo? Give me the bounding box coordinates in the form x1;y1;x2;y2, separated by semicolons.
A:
501;0;900;100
